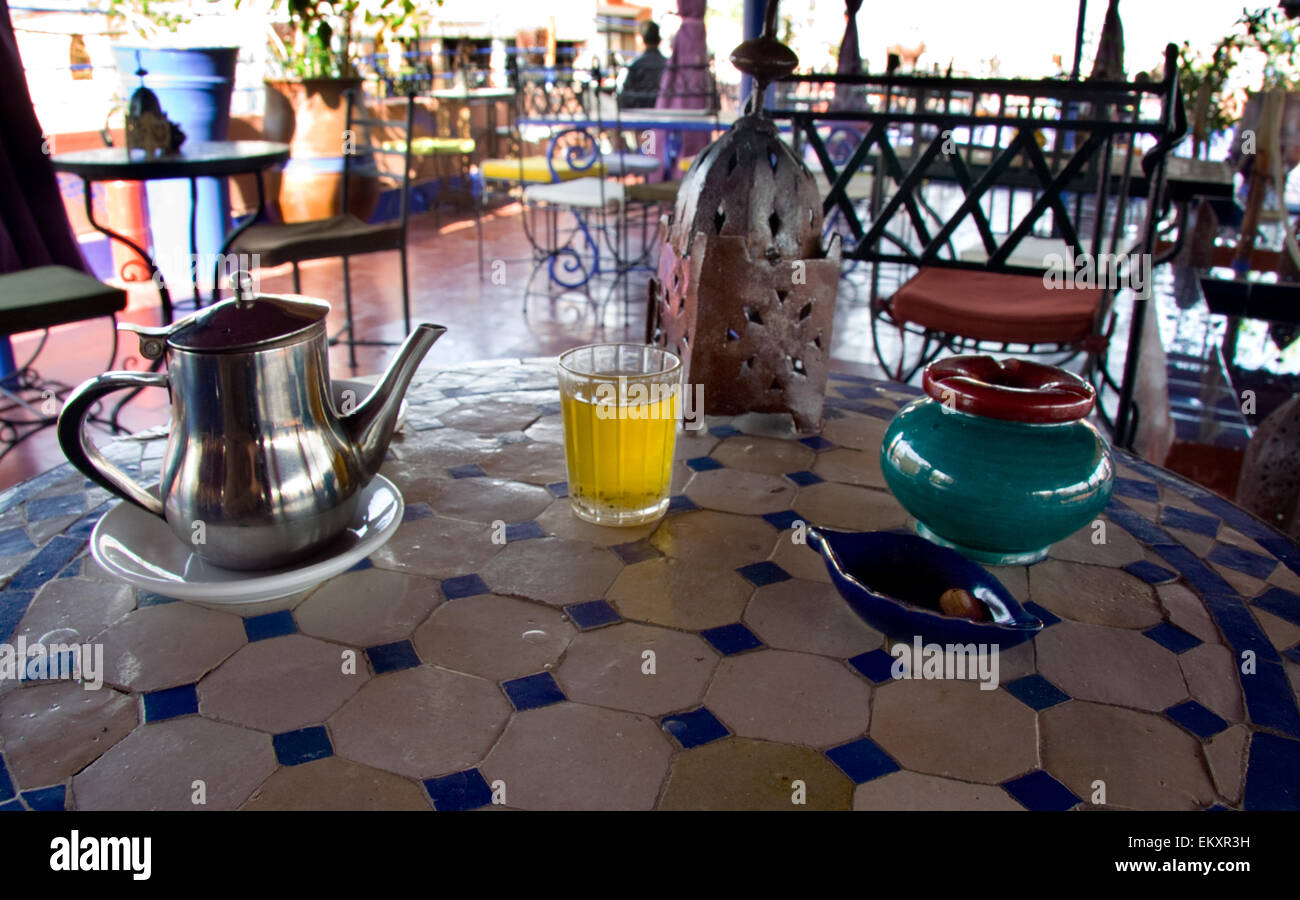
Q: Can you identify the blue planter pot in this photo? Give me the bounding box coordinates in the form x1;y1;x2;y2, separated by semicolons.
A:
113;46;239;300
880;356;1115;565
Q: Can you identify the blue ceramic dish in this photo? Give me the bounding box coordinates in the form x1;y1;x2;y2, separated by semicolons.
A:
807;527;1043;648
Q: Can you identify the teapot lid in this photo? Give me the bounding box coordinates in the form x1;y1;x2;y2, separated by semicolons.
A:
166;287;329;353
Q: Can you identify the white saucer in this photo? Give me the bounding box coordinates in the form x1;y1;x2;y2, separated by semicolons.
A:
90;475;404;604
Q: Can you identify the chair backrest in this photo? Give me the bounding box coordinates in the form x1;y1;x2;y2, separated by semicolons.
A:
769;45;1189;448
769;45;1187;282
509;61;594;121
342;88;417;235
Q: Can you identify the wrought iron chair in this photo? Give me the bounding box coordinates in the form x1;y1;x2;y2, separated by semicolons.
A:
0;265;126;456
480;65;630;314
227;90;417;368
770;44;1188;447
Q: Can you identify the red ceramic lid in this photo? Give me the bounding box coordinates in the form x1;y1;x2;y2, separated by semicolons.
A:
922;356;1096;424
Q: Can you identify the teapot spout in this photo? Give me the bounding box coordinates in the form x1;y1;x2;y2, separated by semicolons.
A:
345;323;446;478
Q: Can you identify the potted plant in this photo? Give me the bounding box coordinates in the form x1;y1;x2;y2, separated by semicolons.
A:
244;0;425;221
97;1;241;289
1177;34;1243;159
1184;6;1300;161
1236;5;1300;167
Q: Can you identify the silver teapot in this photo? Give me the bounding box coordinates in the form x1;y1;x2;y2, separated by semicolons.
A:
58;288;445;570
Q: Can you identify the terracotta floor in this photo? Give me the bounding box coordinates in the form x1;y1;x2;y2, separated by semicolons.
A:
0;203;887;492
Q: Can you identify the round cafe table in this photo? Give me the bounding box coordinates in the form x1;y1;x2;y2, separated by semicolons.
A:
0;360;1297;811
52;140;291;322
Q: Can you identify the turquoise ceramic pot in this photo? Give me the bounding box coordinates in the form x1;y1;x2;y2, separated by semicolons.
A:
880;356;1114;565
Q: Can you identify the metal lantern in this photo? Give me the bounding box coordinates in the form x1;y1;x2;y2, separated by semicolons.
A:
647;1;840;432
124;58;184;157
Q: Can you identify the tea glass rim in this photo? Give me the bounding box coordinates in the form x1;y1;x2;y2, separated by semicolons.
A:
557;342;682;382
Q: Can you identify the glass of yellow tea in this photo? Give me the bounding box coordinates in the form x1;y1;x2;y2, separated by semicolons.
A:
558;343;683;526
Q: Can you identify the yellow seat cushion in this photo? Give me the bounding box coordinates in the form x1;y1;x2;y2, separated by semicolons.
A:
382;137;476;156
481;155;608;183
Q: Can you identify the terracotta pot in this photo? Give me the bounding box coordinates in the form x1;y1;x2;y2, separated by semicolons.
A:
103;180;152;282
278;161;380;223
263;78;379;223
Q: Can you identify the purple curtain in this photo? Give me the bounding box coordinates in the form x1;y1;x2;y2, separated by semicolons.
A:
831;0;865;112
656;0;713;163
0;0;89;274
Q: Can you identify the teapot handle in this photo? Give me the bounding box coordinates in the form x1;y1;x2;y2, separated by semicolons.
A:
56;371;169;517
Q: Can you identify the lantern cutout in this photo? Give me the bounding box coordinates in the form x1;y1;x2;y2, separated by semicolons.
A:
124;55;185;157
647;0;840;433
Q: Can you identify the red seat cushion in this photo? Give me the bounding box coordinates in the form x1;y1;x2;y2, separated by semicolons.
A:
890;267;1103;346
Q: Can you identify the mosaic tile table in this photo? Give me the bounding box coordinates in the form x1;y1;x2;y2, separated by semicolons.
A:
1;359;1299;811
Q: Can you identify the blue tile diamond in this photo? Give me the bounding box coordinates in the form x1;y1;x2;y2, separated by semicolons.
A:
565;600;621;630
1113;477;1159;502
244;610;297;643
1208;543;1277;580
424;768;493;810
848;649;898;684
25;493;86;523
1002;770;1080;811
835;384;881;400
1105;502;1175;546
1003;674;1070;710
1151;544;1237;595
504;521;546;542
143;683;199;723
503;672;565;711
366;640;421;674
662;707;730;749
0;590;34;645
447;464;487;479
785;470;823;486
21;785;66;811
667;495;698;514
402;502;434;523
1252;588;1300;628
441;574;489;599
700;622;763;655
1143;622;1202;655
610;540;661;565
686;456;723;472
761;510;805;531
0;528;34;557
272;725;334;766
7;537;83;592
826;738;900;784
0;755;13;802
1244;732;1300;810
1123;560;1178;585
735;561;791;587
1164;700;1228;738
1159;507;1220;538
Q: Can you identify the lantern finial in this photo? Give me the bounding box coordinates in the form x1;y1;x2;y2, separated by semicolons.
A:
729;0;798;114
